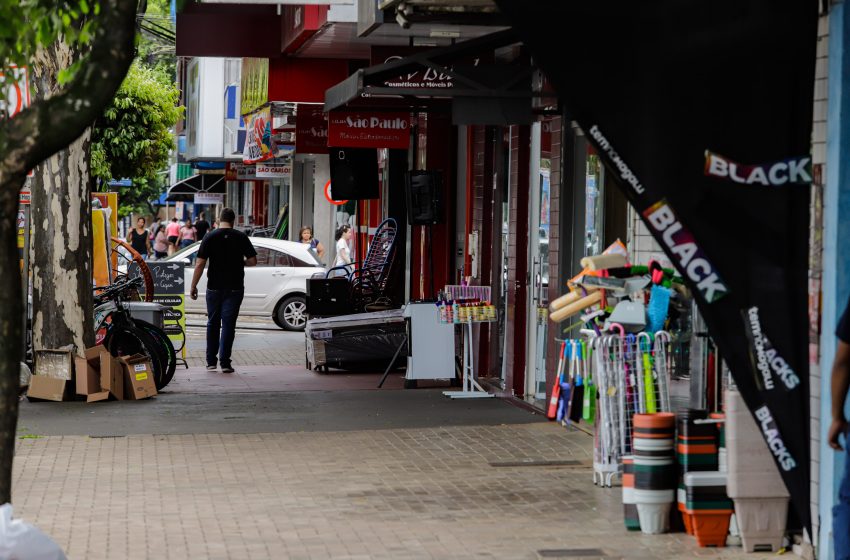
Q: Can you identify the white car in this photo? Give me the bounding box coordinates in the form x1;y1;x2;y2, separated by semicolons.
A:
165;237;326;331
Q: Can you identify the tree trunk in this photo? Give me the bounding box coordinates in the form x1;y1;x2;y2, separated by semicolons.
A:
0;176;24;504
0;0;138;505
30;43;95;352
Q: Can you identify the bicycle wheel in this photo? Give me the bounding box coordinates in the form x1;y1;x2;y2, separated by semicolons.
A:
133;319;176;390
104;323;165;390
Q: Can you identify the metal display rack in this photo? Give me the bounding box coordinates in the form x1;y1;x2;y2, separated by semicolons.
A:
439;285;495;399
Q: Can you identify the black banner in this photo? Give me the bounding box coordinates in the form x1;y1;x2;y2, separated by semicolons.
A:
495;0;817;533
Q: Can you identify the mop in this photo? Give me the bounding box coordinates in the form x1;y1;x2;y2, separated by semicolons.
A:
546;341;567;419
568;340;585;424
557;341;574;423
582;339;596;425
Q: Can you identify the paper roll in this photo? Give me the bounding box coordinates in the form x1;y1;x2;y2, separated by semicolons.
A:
549;290;603;324
580;253;628;271
549;291;580;312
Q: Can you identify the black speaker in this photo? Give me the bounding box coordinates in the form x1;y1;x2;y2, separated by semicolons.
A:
329;147;379;200
405;170;443;225
307;278;352;317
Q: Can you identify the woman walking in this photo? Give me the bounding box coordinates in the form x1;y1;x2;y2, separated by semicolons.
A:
179;220;197;250
153;224;169;260
127;217;151;259
333;224;352;277
298;226;325;259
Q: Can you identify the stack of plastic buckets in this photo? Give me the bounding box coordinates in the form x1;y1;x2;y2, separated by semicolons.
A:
676;409;718;534
622;456;640;531
726;390;789;552
683;470;734;546
632;413;676;534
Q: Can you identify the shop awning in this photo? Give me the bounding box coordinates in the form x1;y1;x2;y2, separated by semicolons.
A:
323;29;547;125
166;174;225;202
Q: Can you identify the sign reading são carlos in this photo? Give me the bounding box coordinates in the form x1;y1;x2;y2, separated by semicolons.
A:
327;111;411;150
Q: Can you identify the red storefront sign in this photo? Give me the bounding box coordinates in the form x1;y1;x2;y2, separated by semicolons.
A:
327;111;411;149
282;5;328;54
295;104;328;154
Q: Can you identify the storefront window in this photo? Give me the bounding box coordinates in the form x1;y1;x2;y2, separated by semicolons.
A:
538;162;551;289
585;150;605;256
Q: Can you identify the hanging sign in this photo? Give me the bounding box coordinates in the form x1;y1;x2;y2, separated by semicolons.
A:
495;0;817;534
194;193;225;205
295;104;328;154
255;163;292;179
242;106;275;164
327;111;411;149
240;58;269;116
225;162;263;182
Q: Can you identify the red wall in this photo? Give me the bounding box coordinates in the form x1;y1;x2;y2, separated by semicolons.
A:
268;58;349;104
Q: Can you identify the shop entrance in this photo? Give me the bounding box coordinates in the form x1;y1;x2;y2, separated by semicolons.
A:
525;122;550;403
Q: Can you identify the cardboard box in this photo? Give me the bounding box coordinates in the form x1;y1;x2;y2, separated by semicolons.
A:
34;349;74;381
120;355;157;400
74;356;99;396
100;351;124;401
27;375;69;402
79;345;123;401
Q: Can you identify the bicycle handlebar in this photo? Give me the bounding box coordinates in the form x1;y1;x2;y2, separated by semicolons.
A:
93;276;144;303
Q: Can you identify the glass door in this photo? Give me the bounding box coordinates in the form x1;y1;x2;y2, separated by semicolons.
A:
526;123;550;403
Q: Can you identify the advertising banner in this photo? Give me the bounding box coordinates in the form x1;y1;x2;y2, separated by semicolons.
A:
240;57;269;117
295;104;328;154
255;163;292;179
495;0;817;533
327;111;411;149
226;162;261;182
242;106;275;164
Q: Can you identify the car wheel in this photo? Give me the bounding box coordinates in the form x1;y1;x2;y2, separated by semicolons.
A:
275;295;308;331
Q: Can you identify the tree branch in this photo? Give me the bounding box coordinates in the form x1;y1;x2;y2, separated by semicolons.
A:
0;0;138;185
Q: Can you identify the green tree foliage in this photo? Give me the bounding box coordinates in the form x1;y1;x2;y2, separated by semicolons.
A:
0;0;113;88
92;62;182;216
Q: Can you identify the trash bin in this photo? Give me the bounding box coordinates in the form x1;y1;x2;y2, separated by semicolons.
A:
123;302;165;330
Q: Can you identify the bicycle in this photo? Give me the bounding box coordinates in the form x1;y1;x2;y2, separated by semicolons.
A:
93;276;176;390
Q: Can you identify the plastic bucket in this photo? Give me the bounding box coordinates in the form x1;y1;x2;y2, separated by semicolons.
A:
622;456;640;531
637;503;672;534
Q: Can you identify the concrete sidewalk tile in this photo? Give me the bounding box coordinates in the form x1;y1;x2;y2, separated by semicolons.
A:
12;424;769;560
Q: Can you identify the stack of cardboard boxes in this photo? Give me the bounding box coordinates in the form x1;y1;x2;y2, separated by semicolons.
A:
27;346;157;402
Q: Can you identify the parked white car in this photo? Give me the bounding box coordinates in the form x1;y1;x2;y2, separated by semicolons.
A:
165;237;326;331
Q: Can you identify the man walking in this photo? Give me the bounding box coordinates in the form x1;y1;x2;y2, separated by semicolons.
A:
828;295;850;559
190;208;257;373
194;211;211;241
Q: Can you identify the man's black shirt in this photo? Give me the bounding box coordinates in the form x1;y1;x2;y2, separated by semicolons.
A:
197;228;257;290
195;219;210;241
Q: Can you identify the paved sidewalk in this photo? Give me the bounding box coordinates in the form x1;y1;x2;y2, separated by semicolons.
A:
183;315;305;367
12;423;771;560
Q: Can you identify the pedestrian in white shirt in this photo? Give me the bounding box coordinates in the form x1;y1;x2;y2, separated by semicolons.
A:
333;224;353;277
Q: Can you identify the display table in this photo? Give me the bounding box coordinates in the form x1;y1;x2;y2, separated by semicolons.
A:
443;318;495;400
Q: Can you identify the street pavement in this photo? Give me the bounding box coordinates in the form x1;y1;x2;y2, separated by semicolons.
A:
183;314;306;367
12;317;780;559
